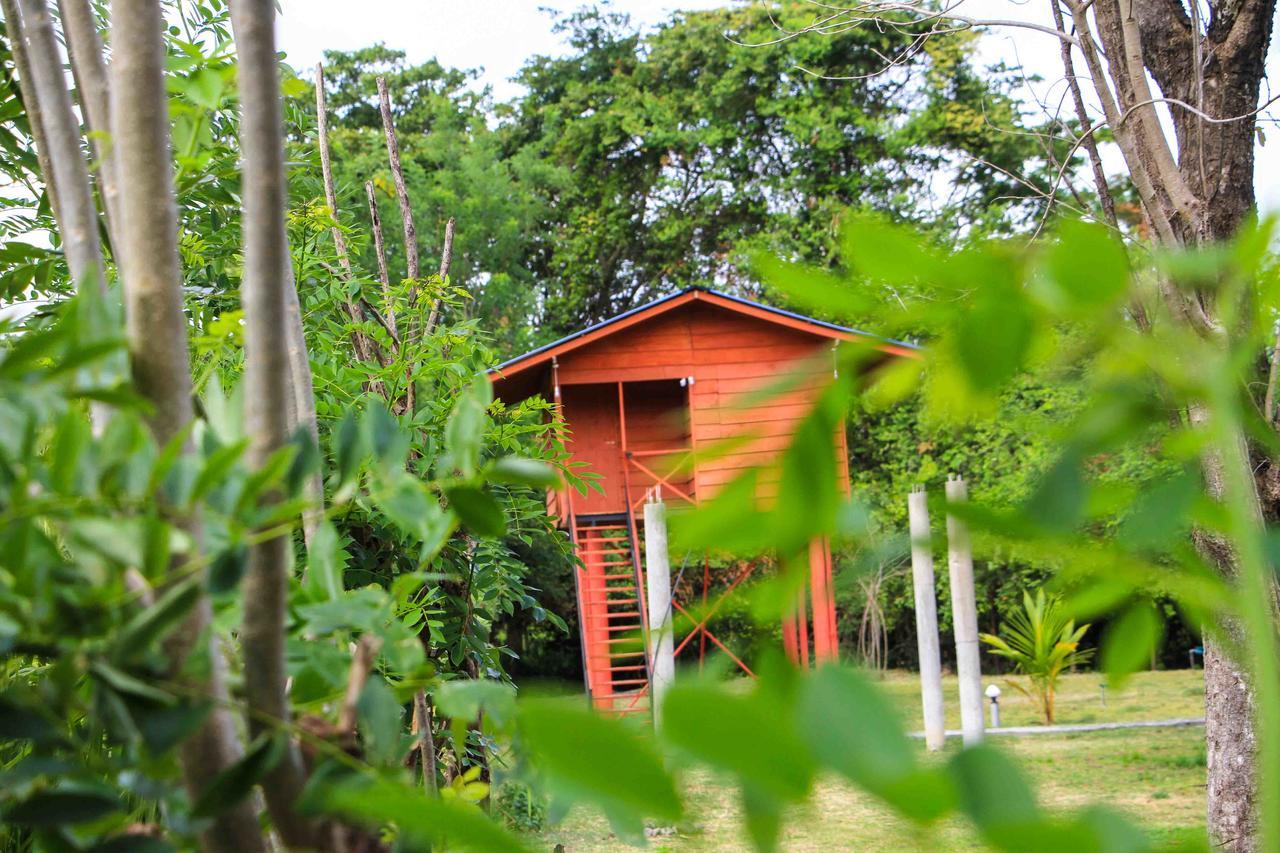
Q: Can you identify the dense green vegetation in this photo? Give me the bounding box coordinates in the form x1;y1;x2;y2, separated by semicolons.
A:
304;5;1127;678
1;0;1277;850
317;5;1069;350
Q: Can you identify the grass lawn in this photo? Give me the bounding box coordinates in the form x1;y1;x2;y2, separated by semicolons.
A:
536;670;1207;851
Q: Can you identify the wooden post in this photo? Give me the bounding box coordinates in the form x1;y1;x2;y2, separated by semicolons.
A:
809;538;839;661
908;486;946;751
644;496;675;729
946;475;984;746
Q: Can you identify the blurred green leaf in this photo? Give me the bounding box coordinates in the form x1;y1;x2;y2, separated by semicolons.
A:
113;576;201;663
1101;602;1163;688
488;456;559;488
436;680;517;728
519;700;681;825
447;380;491;478
358;674;404;767
663;681;813;801
1043;220;1130;314
305;520;347;602
798;666;954;822
335;410;365;487
318;774;528;852
4;788;119;826
446;485;507;538
948;745;1041;848
191;733;285;819
953;280;1033;393
208;541;248;595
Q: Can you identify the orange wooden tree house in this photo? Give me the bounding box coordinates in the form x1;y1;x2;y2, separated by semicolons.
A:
490;288;915;713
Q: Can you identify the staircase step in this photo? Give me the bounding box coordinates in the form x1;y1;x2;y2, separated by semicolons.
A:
574;515;652;721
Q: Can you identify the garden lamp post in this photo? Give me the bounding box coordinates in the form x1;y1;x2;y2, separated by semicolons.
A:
985;683;1001;728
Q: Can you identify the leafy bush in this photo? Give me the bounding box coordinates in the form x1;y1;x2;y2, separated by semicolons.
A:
495;780;548;833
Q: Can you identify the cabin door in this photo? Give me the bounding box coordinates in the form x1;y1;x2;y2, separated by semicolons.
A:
559;384;627;517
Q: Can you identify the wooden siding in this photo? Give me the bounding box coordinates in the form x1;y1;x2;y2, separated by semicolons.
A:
546;302;849;513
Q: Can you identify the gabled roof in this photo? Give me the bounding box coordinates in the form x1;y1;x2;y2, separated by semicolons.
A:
491;286;916;382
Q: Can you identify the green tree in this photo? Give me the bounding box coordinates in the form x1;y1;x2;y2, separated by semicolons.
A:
312;44;552;354
505;5;1063;332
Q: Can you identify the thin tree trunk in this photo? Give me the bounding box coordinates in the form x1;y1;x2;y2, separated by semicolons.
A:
376;76;418;294
414;689;438;794
364;180;397;339
423;216;456;336
16;0;104;296
110;1;265;850
230;1;317;846
313;62;381;367
283;248;323;551
56;0;120;249
1;0;59;224
375;79;420;412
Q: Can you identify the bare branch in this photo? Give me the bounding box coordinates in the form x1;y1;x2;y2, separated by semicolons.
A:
377;76;419;294
1049;0;1119;229
314;63;382;367
359;295;400;345
1068;0;1180;243
231;0;319;846
337;635;382;736
424;216;455;336
364;179;397;339
1111;0;1199;228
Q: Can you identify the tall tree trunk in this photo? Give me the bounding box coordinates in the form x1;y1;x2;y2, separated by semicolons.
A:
57;0;120;249
15;0;103;296
230;0;319;846
1;0;60;225
1075;0;1278;843
1125;1;1275;845
109;1;265;850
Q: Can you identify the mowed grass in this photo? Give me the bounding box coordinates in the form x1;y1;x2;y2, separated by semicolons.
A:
537;670;1207;851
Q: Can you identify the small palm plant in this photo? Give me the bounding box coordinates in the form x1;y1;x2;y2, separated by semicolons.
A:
980;589;1092;725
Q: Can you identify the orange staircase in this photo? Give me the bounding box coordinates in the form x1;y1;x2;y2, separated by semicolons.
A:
572;515;651;715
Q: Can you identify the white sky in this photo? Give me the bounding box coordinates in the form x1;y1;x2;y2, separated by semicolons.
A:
278;0;1279;213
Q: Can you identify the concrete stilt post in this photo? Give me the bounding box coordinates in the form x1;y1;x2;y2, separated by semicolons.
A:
908;487;946;751
946;476;984;745
644;495;675;730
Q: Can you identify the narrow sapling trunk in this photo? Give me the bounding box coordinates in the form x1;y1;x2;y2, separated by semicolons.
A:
282;251;324;551
314;62;381;367
230;0;319;845
15;0;104;296
110;1;265;850
0;0;59;224
57;0;121;246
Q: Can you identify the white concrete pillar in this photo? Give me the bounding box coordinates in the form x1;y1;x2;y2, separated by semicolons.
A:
946;475;984;746
644;498;675;730
908;487;946;751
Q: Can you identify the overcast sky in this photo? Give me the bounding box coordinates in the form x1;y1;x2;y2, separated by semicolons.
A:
277;0;1279;213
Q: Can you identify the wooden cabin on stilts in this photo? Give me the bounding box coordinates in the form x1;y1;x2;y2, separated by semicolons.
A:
490;287;915;714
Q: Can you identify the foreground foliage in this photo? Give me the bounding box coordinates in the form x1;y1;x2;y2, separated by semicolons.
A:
1;0;1277;850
